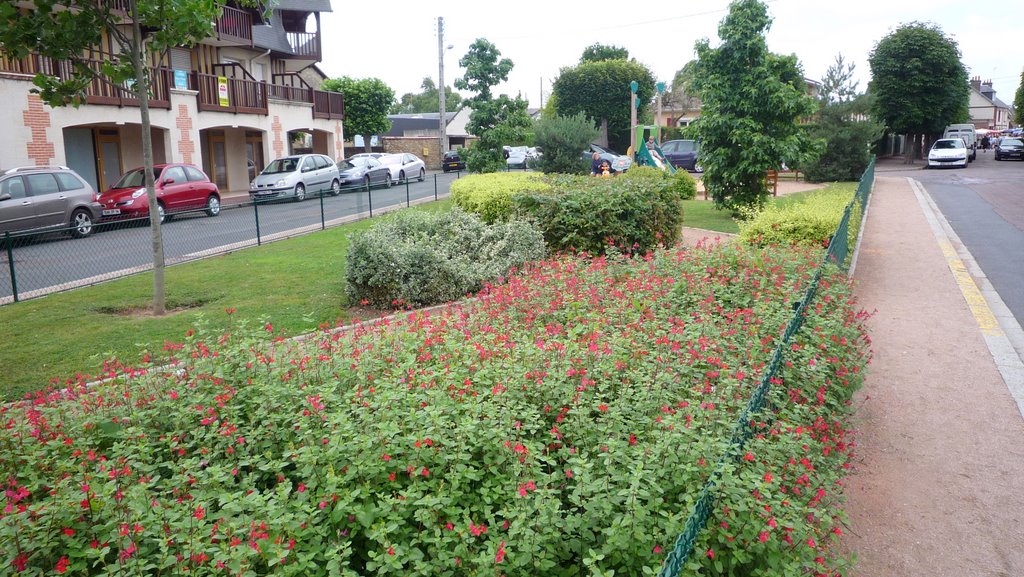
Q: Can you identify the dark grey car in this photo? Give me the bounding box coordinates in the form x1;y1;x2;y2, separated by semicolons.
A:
0;166;102;238
661;140;702;172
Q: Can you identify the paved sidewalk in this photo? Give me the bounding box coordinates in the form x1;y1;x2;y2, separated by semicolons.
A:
843;175;1024;576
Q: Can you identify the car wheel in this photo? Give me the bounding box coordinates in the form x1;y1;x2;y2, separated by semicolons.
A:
204;195;221;217
330;179;341;196
152;202;169;224
418;168;425;182
294;183;306;202
69;209;94;238
399;170;406;183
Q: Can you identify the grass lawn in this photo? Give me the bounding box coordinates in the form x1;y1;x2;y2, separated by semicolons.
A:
1;183;853;402
681;183;847;233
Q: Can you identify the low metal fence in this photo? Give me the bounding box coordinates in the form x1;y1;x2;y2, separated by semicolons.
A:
0;173;457;304
657;157;876;577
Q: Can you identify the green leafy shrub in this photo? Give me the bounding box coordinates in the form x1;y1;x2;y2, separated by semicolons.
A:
738;185;858;248
0;242;870;577
451;172;550;223
513;173;685;255
531;112;599;175
621;165;698;200
345;208;545;307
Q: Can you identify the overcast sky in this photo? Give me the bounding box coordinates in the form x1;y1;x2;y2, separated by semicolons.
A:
319;0;1023;109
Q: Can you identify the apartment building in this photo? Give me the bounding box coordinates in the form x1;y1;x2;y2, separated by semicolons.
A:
0;0;344;195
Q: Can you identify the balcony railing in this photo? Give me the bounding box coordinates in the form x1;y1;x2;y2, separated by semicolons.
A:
1;54;341;120
286;31;321;60
215;6;253;46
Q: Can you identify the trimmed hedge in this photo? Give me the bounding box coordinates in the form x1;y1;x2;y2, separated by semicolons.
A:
450;173;551;224
738;184;859;249
345;208;546;308
513;173;686;255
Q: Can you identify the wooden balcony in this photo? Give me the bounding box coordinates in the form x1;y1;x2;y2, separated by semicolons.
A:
286;31;321;60
195;72;267;114
313;90;344;120
213;6;253;47
0;53;170;109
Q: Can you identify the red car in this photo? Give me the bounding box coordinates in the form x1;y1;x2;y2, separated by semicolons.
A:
99;163;221;223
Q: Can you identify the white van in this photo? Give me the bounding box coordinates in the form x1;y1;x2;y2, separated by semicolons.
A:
943;124;977;162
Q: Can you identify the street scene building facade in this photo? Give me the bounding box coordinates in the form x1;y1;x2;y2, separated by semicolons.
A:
0;0;344;196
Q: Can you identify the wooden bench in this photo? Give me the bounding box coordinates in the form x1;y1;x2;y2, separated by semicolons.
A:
765;168;802;196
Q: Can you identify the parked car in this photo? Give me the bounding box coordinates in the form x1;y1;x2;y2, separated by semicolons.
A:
660;139;702;172
249;153;340;202
337;156;392;188
506;146;529;169
994;137;1024;161
442;150;465;172
99;163;221;224
0;165;102;238
380;153;426;183
926;138;968;169
581;143;631;173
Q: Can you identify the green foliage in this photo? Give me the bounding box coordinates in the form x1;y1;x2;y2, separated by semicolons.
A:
451;173;551;223
819;53;859;104
552;59;657;152
321;77;395;151
738;184;858;248
456;38;513;103
691;0;818;211
0;242;870;577
464;118;533;173
1015;69;1024;127
512;173;685;255
532;113;599;175
465;94;532;138
392;77;463;114
345;208;545;307
580;43;629;63
803;95;883;182
868;22;969;137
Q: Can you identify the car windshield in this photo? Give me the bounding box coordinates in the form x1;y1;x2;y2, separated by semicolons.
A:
339;158;370;170
933;140;962;150
1001;138;1023;146
111;167;162;189
261;158;299;175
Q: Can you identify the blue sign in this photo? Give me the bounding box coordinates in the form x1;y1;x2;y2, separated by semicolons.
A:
173;69;188;90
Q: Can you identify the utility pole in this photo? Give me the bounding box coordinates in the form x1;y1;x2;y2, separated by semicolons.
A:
437;16;447;156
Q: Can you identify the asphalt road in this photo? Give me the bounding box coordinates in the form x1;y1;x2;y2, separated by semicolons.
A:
876;152;1024;329
0;172;463;302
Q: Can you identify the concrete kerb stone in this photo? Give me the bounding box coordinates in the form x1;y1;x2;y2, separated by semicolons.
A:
909;177;1024;422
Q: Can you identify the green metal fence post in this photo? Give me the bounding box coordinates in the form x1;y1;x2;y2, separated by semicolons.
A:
406;179;411;208
4;232;17;303
319;190;326;230
254;199;262;246
434;174;438;201
367;182;373;217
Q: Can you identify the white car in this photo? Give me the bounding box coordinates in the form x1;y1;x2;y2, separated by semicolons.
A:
926;138;968;169
379;153;426;183
249;154;341;201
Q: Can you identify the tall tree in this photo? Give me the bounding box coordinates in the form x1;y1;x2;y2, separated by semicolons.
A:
664;60;701;125
322;77;394;153
579;43;629;63
0;0;258;315
552;59;656;152
868;22;969;163
691;0;818;210
392;77;463;114
455;38;513;106
819;53;859;103
1014;69;1024;127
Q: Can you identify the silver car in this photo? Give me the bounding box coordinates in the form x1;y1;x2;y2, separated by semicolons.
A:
249;154;341;202
0;166;102;238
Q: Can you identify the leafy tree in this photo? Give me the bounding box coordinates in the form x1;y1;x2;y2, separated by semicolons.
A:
532;113;599;174
691;0;818;210
456;38;513;105
0;0;258;315
1014;69;1024;127
552;59;656;152
392;77;462;114
321;76;395;153
819;53;858;104
580;43;629;63
868;22;969;162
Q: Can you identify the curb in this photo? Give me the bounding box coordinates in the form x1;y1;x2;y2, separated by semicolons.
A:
908;177;1024;422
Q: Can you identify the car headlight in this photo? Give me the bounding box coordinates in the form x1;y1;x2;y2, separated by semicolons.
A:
249;181;256;190
131;189;146;199
276;179;287;188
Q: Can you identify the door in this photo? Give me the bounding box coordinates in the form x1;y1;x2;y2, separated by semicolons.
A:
208;132;228;189
23;172;66;227
245;135;264;182
159;165;192;212
95;130;123;192
0;177;36;233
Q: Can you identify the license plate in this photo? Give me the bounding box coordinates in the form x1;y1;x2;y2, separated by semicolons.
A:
102;209;121;216
448;163;458;168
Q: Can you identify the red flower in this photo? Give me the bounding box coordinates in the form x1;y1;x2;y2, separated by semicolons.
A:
62;527;75;537
653;545;662;554
469;521;487;536
758;531;770;542
706;549;715;559
193;506;205;520
565;469;573;478
495;540;507;563
12;553;27;572
387;546;395;556
743;452;755;462
764;472;773;483
381;453;391;461
297;483;306;493
420;467;430;477
55;556;70;574
597;404;609;412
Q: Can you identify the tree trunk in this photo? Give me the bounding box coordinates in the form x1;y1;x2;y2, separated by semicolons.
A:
129;0;165;315
903;134;917;164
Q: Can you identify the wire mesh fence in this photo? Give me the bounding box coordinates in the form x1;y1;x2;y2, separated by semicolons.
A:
1;172;458;304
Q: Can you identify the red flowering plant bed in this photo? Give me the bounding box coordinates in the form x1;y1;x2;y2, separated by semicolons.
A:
1;241;870;576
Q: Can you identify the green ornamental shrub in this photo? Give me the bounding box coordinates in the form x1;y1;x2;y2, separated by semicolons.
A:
345;208;545;308
451;173;551;224
513;173;685;255
738;185;859;249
